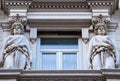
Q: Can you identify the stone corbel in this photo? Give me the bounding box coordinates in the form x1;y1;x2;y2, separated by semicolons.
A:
30;28;37;44
82;38;89;44
30;38;37;44
82;28;89;44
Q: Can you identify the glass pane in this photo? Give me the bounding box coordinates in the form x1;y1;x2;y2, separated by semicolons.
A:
62;53;77;70
41;38;78;49
42;53;56;70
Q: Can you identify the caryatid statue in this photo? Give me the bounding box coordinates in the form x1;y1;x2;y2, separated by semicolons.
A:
88;15;117;70
0;14;32;69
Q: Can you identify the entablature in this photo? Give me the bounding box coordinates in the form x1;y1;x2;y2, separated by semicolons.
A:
2;0;118;14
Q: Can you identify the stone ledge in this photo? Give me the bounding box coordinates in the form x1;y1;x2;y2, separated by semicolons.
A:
0;69;22;79
0;69;119;81
102;69;120;79
21;70;102;77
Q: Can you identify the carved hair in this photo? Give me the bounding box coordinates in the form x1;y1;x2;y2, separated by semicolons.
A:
94;22;108;35
93;14;109;35
9;14;27;35
11;22;24;35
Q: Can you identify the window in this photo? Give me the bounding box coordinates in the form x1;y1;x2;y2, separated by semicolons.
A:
62;53;77;70
42;53;56;70
38;37;80;70
41;38;78;49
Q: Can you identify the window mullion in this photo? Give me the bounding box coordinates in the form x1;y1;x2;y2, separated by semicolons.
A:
56;51;62;70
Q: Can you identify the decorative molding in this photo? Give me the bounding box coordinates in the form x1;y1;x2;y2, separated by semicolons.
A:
92;14;110;34
108;22;118;32
4;0;32;14
0;69;22;77
1;21;10;31
87;0;117;14
6;2;31;7
28;21;91;31
88;2;113;6
2;0;118;16
1;69;120;81
33;0;86;2
30;2;89;9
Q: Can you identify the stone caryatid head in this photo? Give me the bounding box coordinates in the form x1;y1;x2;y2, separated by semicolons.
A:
92;14;110;35
9;14;27;35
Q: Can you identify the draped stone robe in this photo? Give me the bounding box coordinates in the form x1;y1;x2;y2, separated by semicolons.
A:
88;35;116;69
0;35;31;69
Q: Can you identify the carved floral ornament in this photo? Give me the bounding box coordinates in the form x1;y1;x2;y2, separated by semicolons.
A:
9;14;27;34
92;14;110;35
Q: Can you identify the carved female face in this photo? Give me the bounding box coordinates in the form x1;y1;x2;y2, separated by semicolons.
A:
13;25;22;35
97;25;106;35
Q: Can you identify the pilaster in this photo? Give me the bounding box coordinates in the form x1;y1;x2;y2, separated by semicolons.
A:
30;28;37;69
82;40;89;70
81;28;89;70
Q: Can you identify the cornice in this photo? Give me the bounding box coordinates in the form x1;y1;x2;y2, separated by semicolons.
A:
87;0;118;14
2;0;118;14
3;0;32;14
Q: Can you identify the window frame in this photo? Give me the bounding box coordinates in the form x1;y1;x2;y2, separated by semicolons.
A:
36;35;82;70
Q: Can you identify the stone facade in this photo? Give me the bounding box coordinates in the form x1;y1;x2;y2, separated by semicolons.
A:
0;0;120;81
